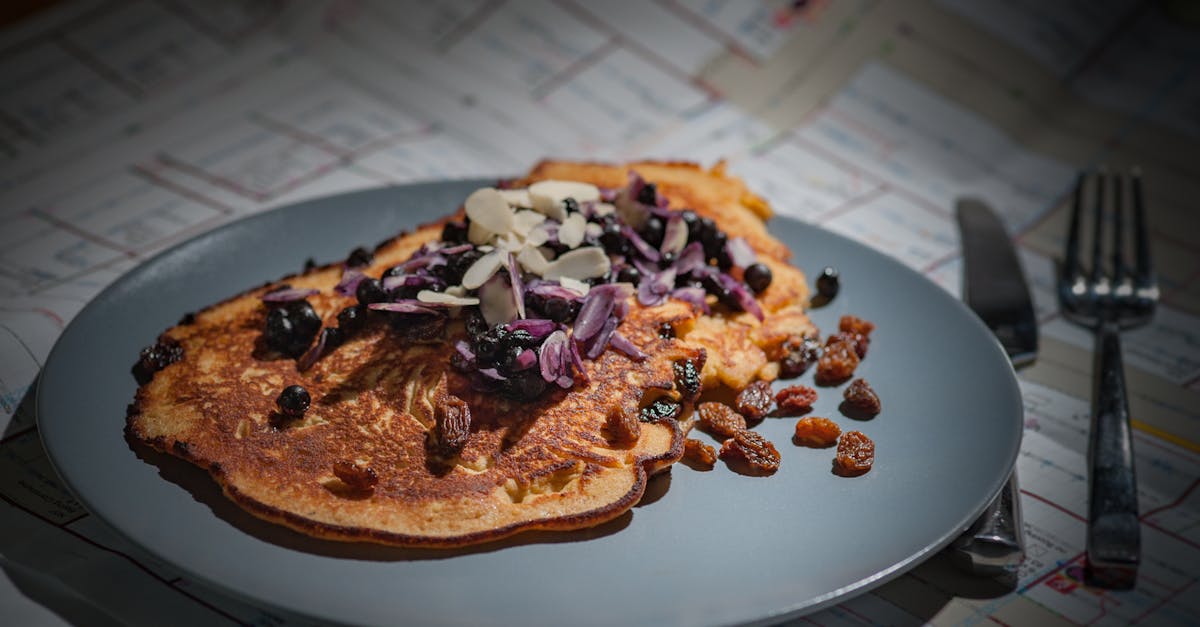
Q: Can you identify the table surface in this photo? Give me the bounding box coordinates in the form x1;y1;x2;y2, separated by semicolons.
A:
1;1;1198;625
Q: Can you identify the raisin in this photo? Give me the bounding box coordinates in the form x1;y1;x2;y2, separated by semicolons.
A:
673;358;702;402
433;396;471;455
775;385;818;415
842;378;881;417
719;430;781;475
839;315;875;337
735;380;774;421
794;417;840;448
696;402;747;438
827;331;869;359
780;336;821;378
683;438;717;469
815;336;859;386
332;461;378;491
605;407;641;445
131;338;184;385
834;430;874;476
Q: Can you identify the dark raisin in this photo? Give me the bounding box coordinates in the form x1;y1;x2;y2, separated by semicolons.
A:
355;277;387;305
744;263;772;293
131;338;184;385
780;337;822;378
815;336;859;386
346;246;373;268
276;385;310;418
696;403;746;438
775;385;818;415
794;417;840;448
332;461;378;491
719;430;781;475
735;380;774;421
657;322;675;339
816;266;839;299
683;438;717;469
433;395;471;455
637;182;658;205
842;379;881;416
673;358;702;401
605;407;641;445
834;430;874;476
640;398;681;422
827;331;869;359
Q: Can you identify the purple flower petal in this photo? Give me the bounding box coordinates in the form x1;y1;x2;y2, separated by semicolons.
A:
673;241;706;277
368;301;442;315
659;213;687;255
262;287;319;303
585;316;620;359
334;270;367;297
574;288;615;343
507;252;525;319
508;318;558;339
726;236;757;268
539;330;568;383
609;332;648;361
297;328;335;371
718;273;764;321
514;348;537;371
637;267;676;307
670;286;710;313
622;225;660;262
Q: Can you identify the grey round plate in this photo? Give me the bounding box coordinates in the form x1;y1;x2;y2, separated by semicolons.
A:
38;180;1022;626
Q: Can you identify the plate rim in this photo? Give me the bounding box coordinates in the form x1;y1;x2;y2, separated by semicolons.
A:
36;180;1023;626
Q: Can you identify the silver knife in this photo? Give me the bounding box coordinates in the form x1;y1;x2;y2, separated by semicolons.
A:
947;198;1037;576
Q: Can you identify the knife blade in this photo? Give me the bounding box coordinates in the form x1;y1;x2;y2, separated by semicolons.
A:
948;198;1037;576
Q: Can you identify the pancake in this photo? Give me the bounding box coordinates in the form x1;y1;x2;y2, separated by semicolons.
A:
127;160;816;547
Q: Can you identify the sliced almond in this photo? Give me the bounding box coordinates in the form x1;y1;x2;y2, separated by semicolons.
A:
543;246;611;281
417;290;480;306
525;224;550;247
461;250;504;290
445;285;467;297
495;233;524;253
558;212;587;249
468;221;494;246
591;202;616;216
558;276;590;297
512;209;546;236
516;245;551;275
479;274;517;326
465;188;514;234
498;189;532;208
584;222;603;239
529;180;600;222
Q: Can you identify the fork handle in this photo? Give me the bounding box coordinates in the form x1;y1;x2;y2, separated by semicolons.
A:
1086;321;1140;588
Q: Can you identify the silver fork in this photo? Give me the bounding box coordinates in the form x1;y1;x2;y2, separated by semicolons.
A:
1058;168;1158;589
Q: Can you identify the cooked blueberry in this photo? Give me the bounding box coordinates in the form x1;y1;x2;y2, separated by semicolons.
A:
346;246;373;268
640;216;665;248
543;297;575;323
320;326;344;348
131;338;184;385
465;310;489;339
744;263;773;293
336;305;364;333
442;249;482;285
599;222;629;256
391;312;446;342
637;182;658;205
640;398;681;422
617;266;641;284
441;220;468;244
563;197;580;214
816;266;839;299
356;278;387;305
287;301;322;339
701;229;727;260
505;370;547;400
276;385;310;418
383;265;405;279
265;308;295;351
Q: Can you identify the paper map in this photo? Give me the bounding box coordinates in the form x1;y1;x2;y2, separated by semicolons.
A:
2;1;1198;624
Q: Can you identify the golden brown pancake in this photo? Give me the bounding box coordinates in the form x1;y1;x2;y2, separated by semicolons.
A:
127;160;815;547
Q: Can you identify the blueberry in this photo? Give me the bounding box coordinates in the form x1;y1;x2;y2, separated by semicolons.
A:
276;385;310;418
319;326;344;348
346;246;373;268
599;222;629;256
465;310;489;339
442;220;469;244
617;266;641;284
356;277;387;305
563;197;580;214
816;266;839;299
640;216;665;248
265;307;295;352
441;249;482;285
336;305;364;333
543;297;575;323
701;229;727;261
744;263;773;293
637;182;658;205
639;398;681;422
505;370;547;400
287;301;322;339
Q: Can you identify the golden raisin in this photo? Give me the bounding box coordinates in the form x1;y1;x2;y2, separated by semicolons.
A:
827;331;870;359
735;380;774;420
719;430;781;475
839;315;875;336
697;402;747;438
794;417;840;448
842;379;881;416
434;395;472;454
605;406;641;445
683;438;717;469
815;337;859;386
332;461;378;491
834;430;874;476
775;385;818;415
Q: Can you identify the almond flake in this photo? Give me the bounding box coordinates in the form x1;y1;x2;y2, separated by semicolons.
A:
461;250;504;290
516;245;550;275
512;209;546;236
558;276;590;297
529;180;600;222
591;202;616;216
417;290;480;306
558;212;587;249
498;189;532;208
479;274;517;326
525;224;550;247
543;246;611;281
464;188;514;234
468;221;494;246
585;222;603;239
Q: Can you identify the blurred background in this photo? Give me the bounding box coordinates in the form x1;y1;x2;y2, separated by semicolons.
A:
1;1;1198;625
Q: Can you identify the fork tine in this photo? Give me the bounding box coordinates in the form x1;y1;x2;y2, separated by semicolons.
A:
1063;171;1087;282
1112;173;1126;285
1091;169;1107;285
1131;168;1153;286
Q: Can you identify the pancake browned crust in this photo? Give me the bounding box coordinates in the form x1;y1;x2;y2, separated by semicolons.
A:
127;160;815;547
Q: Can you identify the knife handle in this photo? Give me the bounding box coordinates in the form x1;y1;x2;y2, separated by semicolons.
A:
949;471;1025;575
1086;322;1140;588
